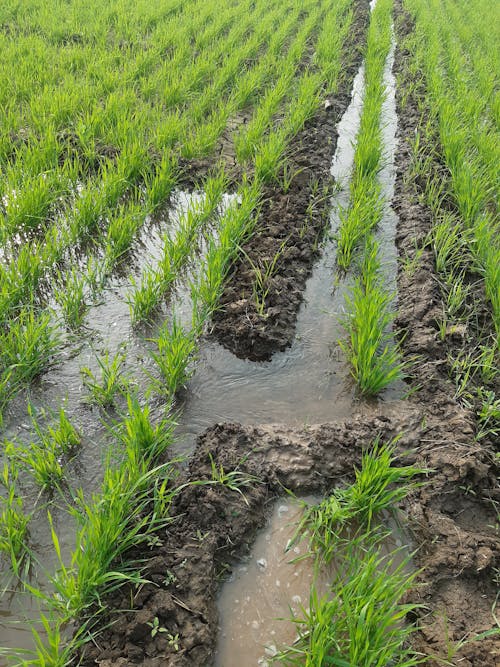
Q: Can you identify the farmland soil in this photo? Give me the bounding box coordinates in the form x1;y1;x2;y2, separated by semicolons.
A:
209;0;370;361
391;3;500;664
79;404;499;667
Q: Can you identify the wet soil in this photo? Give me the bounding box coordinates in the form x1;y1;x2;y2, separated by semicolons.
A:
79;403;499;667
208;1;371;361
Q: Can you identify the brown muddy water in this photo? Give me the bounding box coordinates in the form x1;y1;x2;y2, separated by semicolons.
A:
0;28;403;663
214;497;324;667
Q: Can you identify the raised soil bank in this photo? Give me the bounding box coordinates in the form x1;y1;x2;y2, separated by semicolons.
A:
210;0;370;361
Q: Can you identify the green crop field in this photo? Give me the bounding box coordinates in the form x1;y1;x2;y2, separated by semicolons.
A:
0;0;498;664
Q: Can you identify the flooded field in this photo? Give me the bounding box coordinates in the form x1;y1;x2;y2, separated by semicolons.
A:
0;0;498;664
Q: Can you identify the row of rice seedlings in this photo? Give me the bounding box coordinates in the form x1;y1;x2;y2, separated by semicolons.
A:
404;0;499;342
336;0;405;395
0;0;310;317
0;0;323;423
233;5;328;163
0;0;292;245
278;439;422;666
149;179;261;397
128;169;229;324
128;0;330;322
341;237;407;395
441;0;498;120
336;0;393;270
400;0;499;438
0;407;79;580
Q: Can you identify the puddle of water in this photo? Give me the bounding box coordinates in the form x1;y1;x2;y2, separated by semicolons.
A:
214;497;322;667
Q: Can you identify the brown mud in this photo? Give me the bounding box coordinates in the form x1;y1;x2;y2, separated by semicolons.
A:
208;1;370;361
75;3;499;666
391;3;499;664
79;405;499;667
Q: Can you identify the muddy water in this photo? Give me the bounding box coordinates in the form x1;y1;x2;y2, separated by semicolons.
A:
214;498;322;667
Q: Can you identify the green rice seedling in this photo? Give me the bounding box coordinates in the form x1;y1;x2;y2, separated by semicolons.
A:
340;240;406;395
115;395;175;468
14;439;65;493
474;388;500;441
0;451;31;576
28;405;81;456
475;344;499;384
279;532;421;667
254;131;287;184
336;178;383;270
128;269;164;325
0;309;60;387
442;270;472;320
103;202;145;271
54;268;88;330
81;349;129;408
240;238;289;316
292;439;422;557
6;613;77;667
432;213;470;275
179;453;260;506
149;316;198;396
143;154;178;211
474;214;500;339
3;173;58;235
48;409;81;454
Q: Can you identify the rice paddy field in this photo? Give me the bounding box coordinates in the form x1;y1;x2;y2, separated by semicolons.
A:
0;0;499;664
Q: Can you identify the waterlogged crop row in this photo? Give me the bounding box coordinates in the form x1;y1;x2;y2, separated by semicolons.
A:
0;0;331;421
277;441;422;666
337;0;406;396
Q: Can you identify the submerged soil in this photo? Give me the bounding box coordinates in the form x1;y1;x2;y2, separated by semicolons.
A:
75;2;499;666
209;0;370;361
